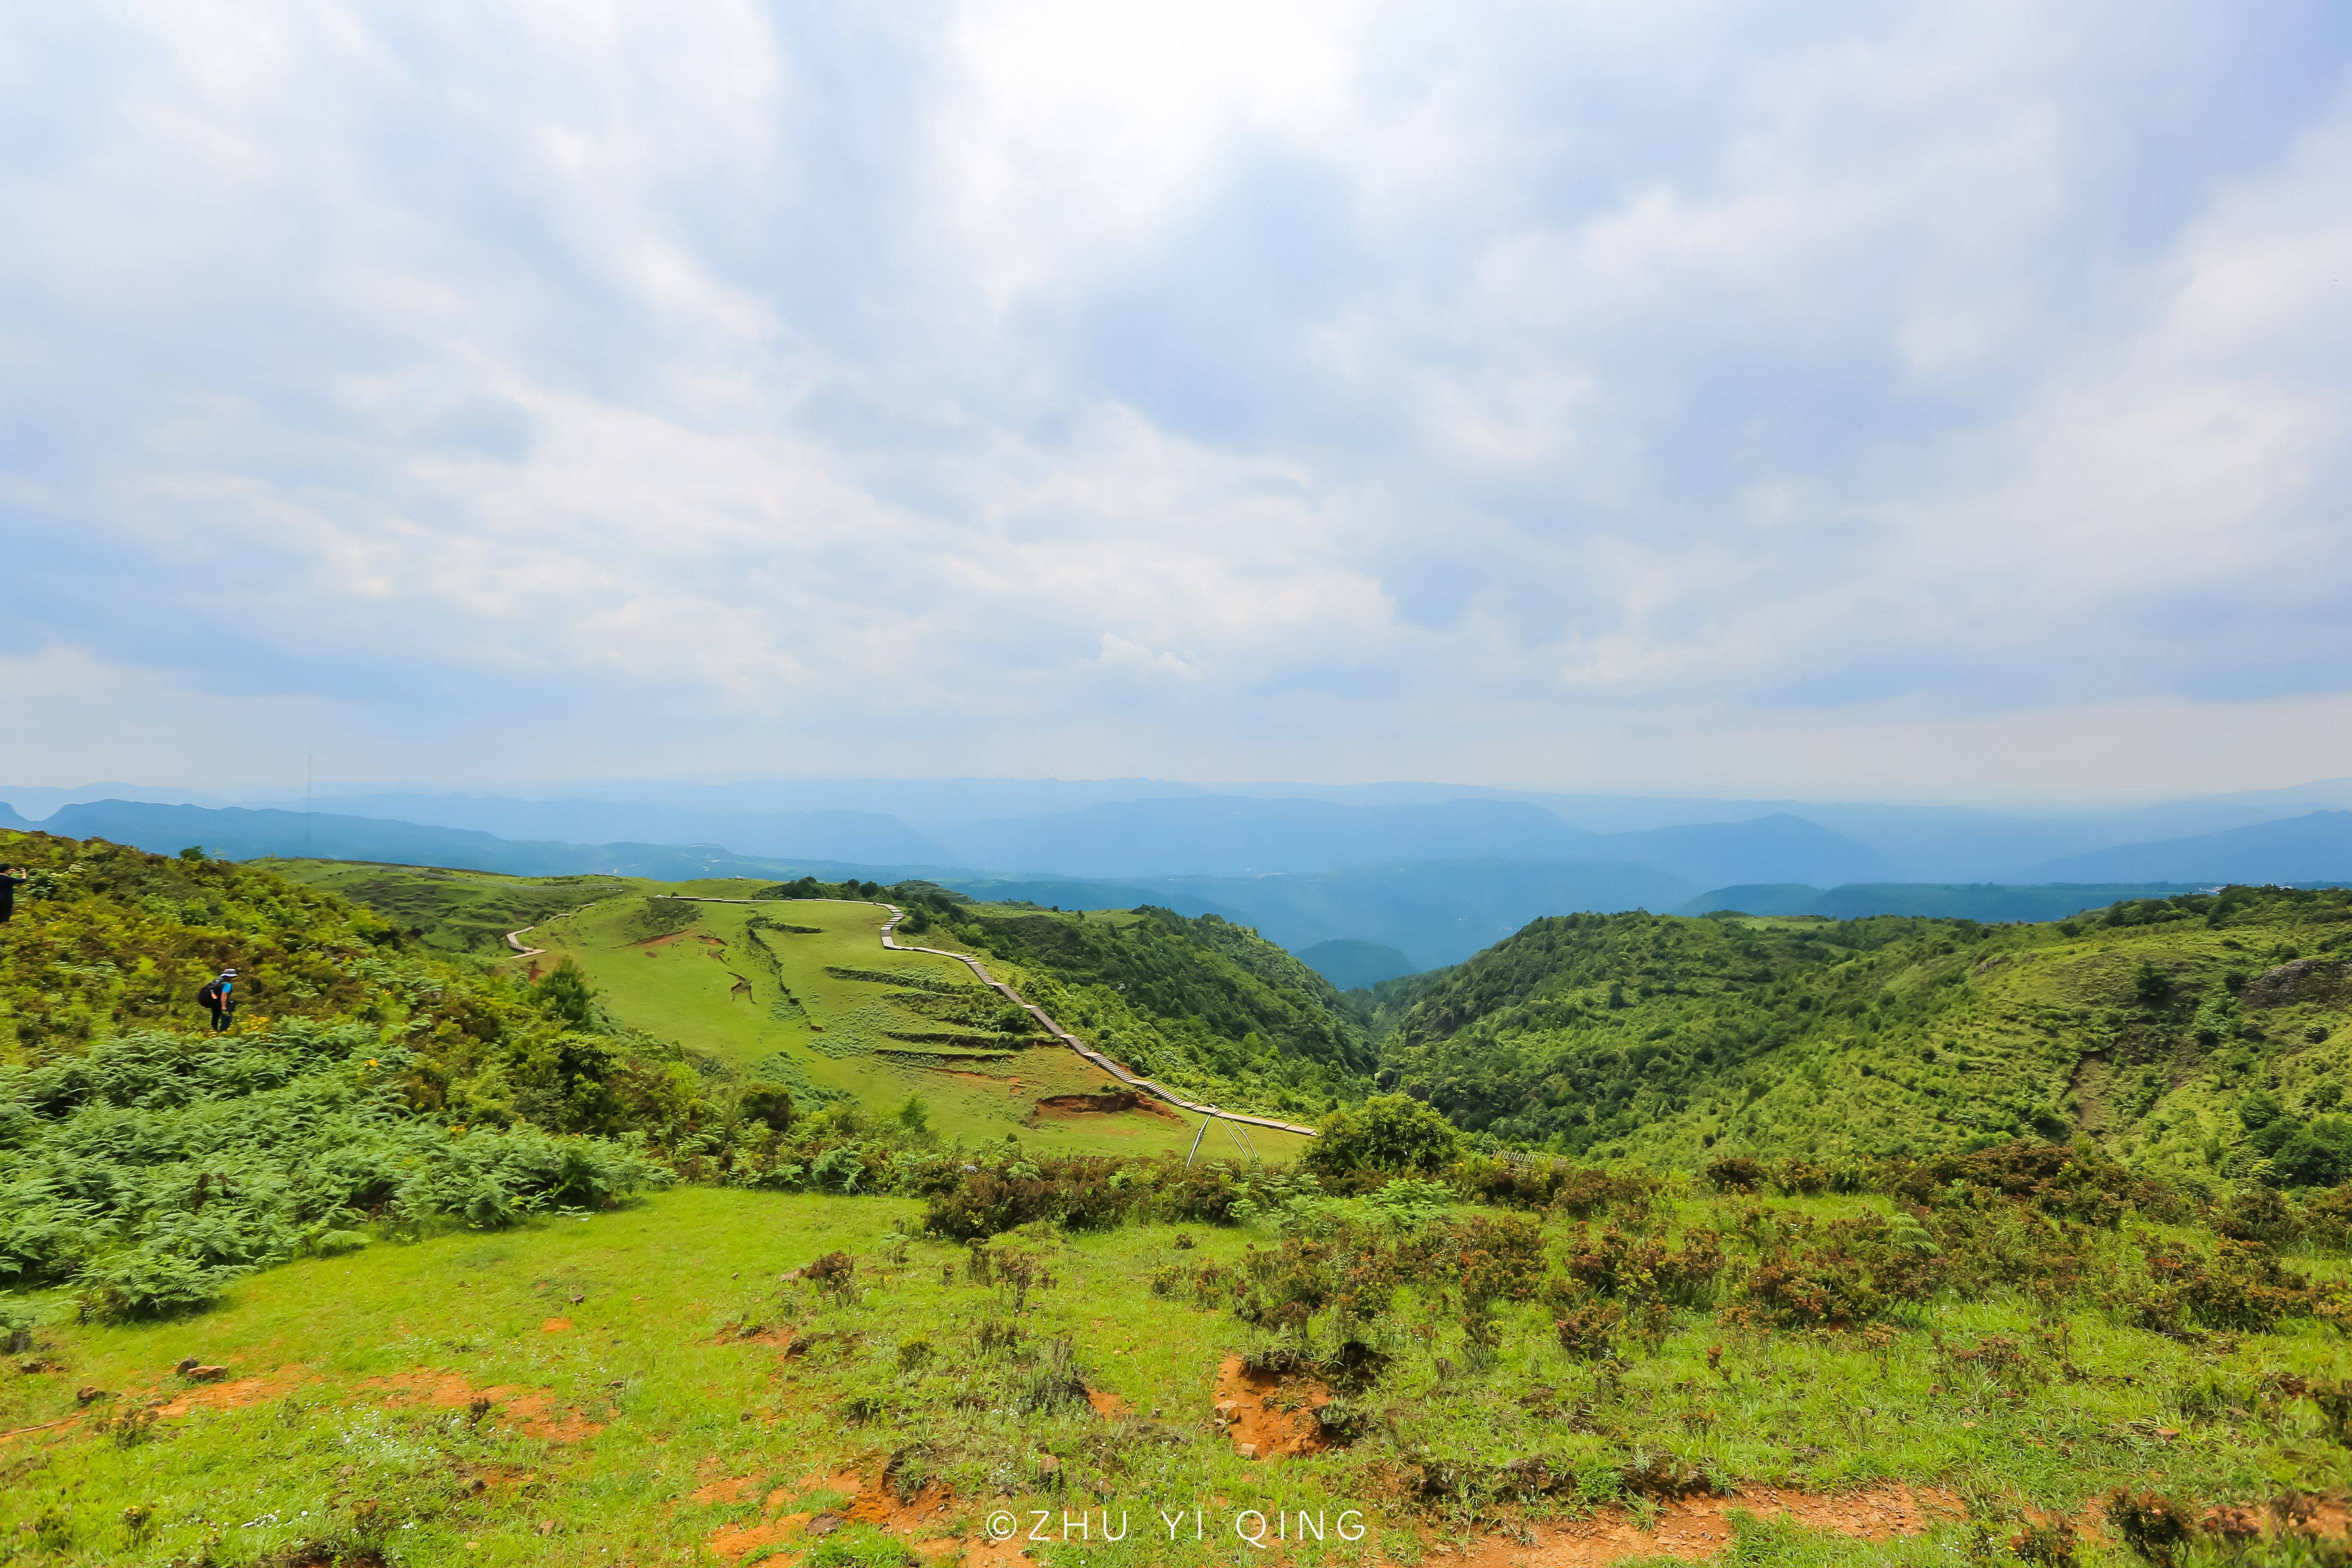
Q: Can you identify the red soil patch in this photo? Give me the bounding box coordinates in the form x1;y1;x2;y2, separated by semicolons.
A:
540;1317;572;1333
1087;1388;1129;1417
156;1371;302;1418
704;1466;962;1563
632;932;689;949
1450;1484;1965;1565
1035;1089;1181;1122
713;1322;794;1347
1214;1352;1328;1459
362;1370;604;1442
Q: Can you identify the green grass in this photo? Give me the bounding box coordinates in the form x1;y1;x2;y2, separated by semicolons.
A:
6;1184;2347;1566
528;892;1307;1161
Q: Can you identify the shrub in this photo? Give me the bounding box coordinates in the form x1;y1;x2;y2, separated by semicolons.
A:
1704;1156;1763;1192
1561;1222;1724;1306
739;1086;795;1133
77;1251;239;1322
2268;1116;2352;1188
2128;1240;2313;1333
799;1251;855;1291
2105;1491;2194;1567
1553;1301;1622;1360
1767;1158;1828;1196
1303;1094;1460;1180
2306;1184;2352;1250
2216;1186;2302;1245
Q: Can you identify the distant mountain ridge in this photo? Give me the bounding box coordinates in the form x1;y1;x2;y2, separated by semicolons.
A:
936;795;1604;877
2027;810;2352;884
1676;882;2216;922
308;792;949;866
23;800;897;885
1295;940;1419;990
13;792;2352;974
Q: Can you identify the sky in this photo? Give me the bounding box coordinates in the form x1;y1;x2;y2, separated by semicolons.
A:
7;2;2352;803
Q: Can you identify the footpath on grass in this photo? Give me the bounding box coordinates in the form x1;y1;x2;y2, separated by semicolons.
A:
873;903;1318;1140
507;893;1316;1141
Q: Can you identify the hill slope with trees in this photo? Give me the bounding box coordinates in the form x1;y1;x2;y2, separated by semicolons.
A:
0;829;697;1319
1361;887;2352;1190
896;891;1375;1118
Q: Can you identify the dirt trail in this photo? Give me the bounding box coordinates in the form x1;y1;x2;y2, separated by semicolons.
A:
643;892;1316;1137
872;904;1320;1138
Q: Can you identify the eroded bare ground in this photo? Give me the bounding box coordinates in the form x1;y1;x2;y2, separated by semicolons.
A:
1213;1351;1330;1459
1452;1484;1963;1566
691;1458;2352;1568
359;1369;606;1442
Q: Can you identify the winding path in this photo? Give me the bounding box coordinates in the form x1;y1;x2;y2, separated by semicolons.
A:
527;892;1316;1140
874;904;1318;1139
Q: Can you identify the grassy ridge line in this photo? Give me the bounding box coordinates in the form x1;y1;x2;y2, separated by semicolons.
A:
882;904;1320;1138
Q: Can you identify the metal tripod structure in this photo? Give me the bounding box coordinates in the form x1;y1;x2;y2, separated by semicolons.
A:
1184;1108;1261;1167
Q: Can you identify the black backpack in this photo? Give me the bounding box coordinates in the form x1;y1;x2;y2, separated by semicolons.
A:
198;982;222;1008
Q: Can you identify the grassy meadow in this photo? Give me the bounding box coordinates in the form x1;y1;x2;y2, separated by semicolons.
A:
8;1171;2352;1567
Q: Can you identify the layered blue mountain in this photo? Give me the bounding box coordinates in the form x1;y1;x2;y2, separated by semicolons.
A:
1676;882;2209;922
21;800;903;884
1601;813;1891;888
310;792;947;866
936;796;1604;878
2026;811;2352;884
1296;940;1419;990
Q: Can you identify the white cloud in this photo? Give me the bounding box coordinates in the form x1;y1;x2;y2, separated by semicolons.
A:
3;1;2350;796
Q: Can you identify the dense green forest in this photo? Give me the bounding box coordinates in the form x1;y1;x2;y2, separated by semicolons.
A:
1361;890;2352;1189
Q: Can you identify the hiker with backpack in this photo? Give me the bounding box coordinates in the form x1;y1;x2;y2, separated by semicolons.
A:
198;968;238;1033
0;867;24;924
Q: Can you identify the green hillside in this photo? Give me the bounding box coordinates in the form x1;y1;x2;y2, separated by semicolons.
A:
1362;888;2352;1189
267;860;632;955
938;900;1374;1117
523;890;1297;1159
0;830;676;1322
266;863;1344;1152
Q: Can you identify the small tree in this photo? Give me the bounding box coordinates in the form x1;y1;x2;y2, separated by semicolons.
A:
1303;1093;1460;1179
740;1085;796;1133
533;958;599;1031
